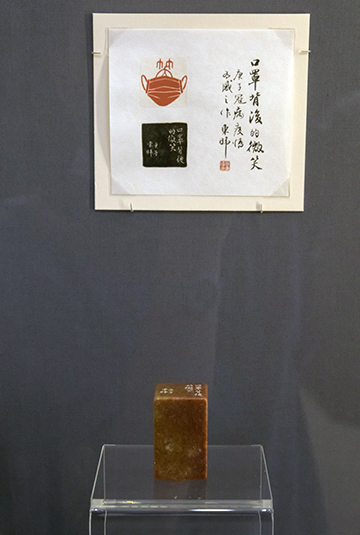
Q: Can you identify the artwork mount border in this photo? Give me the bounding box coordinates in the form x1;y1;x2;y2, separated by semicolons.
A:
93;13;310;212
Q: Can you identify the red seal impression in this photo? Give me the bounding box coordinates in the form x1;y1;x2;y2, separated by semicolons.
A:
220;160;230;171
141;59;187;107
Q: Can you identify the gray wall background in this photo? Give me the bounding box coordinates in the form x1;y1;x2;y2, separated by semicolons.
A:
1;1;360;534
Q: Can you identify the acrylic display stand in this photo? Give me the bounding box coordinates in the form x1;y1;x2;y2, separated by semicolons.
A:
89;445;274;535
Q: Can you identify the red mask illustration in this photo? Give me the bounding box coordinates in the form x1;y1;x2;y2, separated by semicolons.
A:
141;59;187;107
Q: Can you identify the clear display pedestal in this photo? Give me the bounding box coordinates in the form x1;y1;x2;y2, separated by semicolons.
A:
90;445;274;535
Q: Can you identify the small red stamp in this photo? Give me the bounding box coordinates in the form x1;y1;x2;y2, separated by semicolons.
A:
220;160;230;171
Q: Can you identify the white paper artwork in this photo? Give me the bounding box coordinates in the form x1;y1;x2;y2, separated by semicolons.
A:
109;29;295;197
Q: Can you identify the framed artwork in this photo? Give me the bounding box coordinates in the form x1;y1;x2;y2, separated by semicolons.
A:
93;14;310;211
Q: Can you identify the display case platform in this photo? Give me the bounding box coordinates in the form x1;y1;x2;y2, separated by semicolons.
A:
90;445;273;535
